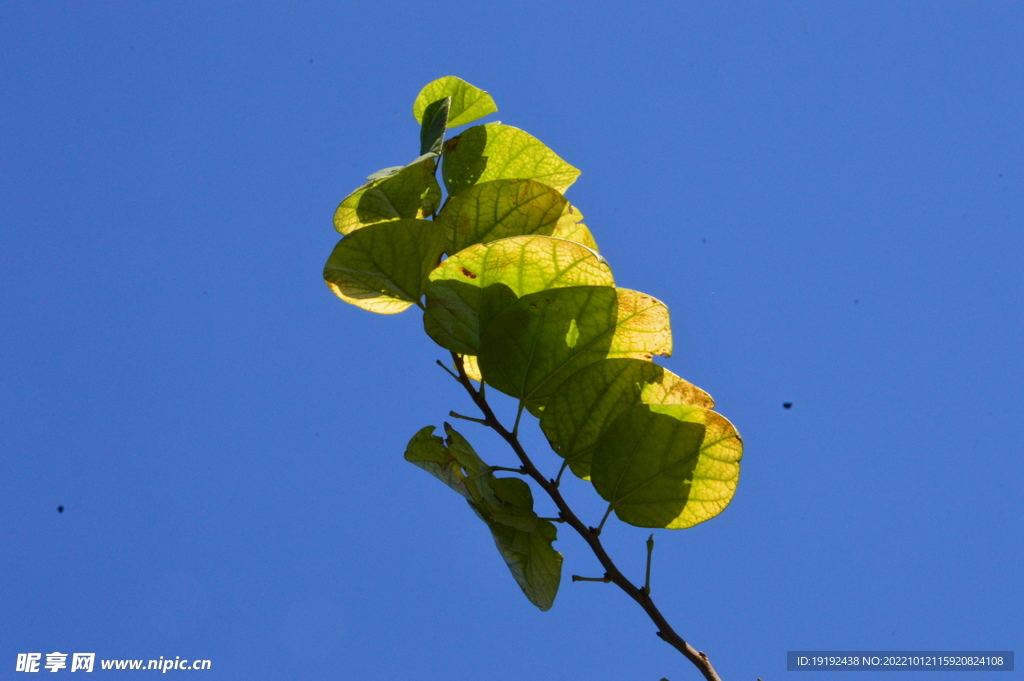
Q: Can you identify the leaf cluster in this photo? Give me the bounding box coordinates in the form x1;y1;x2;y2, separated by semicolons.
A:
324;77;743;613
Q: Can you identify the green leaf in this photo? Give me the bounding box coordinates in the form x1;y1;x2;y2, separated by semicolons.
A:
333;158;441;235
470;478;563;611
323;218;445;314
403;424;562;610
438;179;570;255
540;358;715;480
419;96;451;157
590;404;742;529
442;124;580;197
478;286;673;412
423;236;615;355
412;76;498;128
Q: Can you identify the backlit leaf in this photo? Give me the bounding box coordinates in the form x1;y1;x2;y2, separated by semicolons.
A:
333;158;441;235
323;219;445;314
590;404;742;529
442;124;580;197
550;204;598;251
438;179;569;254
423;236;614;356
478;287;673;412
412;76;498;128
540;358;714;480
459;354;483;382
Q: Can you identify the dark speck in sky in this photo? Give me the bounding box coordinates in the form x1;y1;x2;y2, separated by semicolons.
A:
57;506;64;513
783;403;792;409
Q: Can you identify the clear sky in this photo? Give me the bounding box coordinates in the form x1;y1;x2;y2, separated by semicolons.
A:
1;3;1021;680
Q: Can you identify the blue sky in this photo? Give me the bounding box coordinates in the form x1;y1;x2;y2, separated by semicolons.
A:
1;3;1021;680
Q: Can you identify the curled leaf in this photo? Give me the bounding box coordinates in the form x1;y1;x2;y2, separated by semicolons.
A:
403;424;562;610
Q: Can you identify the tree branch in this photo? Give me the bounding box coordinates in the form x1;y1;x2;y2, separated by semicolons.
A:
448;352;725;681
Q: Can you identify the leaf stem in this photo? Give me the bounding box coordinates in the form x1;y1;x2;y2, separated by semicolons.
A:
512;400;526;437
596;504;614;535
554;458;570;486
446;351;725;681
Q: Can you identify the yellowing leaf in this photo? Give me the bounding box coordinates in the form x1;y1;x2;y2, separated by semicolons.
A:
590;405;742;529
413;76;498;128
442;124;580;197
423;236;614;355
438;179;570;254
478;286;673;412
333;158;441;235
550;204;599;251
460;354;483;382
323;219;445;314
540;358;714;480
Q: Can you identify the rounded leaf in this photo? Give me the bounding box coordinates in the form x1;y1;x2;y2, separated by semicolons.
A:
590;404;742;529
333;158;441;235
323;219;445;314
478;286;673;411
438;179;569;254
423;236;614;355
540;358;714;480
442;124;580;197
413;76;498;128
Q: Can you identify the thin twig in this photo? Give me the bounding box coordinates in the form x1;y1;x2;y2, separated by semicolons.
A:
489;465;527;475
447;351;725;681
449;411;489;425
571;573;612;583
435;359;460;381
644;534;655;596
